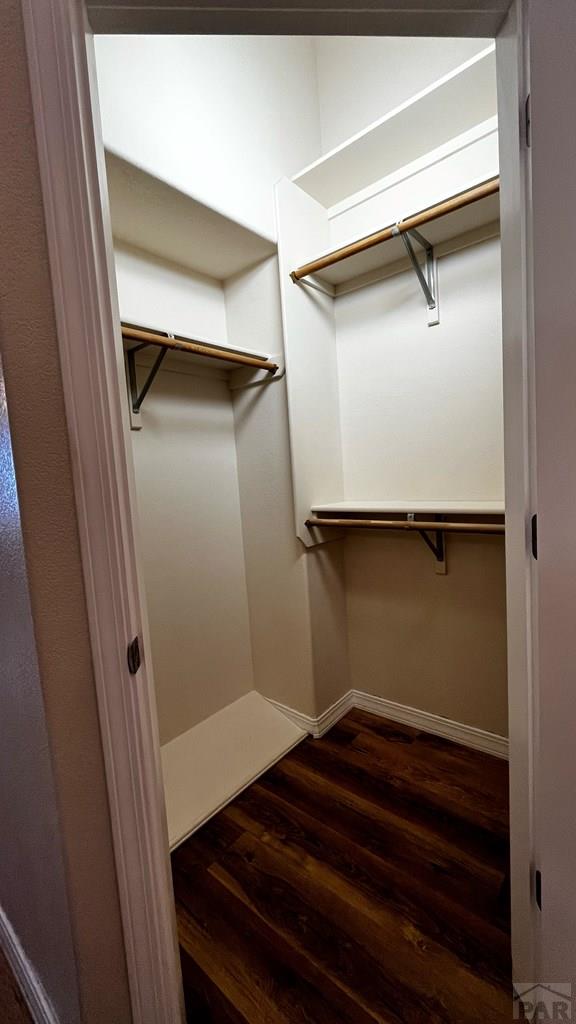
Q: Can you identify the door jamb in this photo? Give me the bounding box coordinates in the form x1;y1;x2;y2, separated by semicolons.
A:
496;0;537;985
20;0;534;1019
21;3;183;1022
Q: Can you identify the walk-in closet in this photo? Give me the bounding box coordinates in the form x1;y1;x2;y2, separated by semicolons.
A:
95;34;511;1022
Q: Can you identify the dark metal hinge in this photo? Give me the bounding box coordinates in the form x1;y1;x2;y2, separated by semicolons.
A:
531;514;538;559
535;868;542;910
525;94;532;148
127;636;141;675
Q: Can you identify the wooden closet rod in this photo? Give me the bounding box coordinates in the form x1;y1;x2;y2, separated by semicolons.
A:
306;518;504;534
291;177;500;282
122;325;278;373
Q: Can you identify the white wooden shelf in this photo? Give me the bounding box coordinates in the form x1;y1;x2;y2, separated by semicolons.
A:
297;186;499;289
161;692;304;849
293;45;496;209
106;151;275;281
123;323;277;376
310;500;505;515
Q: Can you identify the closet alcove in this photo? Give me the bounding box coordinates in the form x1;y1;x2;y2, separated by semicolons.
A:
96;37;507;853
105;153;311;847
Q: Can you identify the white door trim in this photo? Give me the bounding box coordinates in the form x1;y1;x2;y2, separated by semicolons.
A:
20;2;183;1022
19;1;534;1020
85;0;510;36
528;0;576;990
496;0;537;984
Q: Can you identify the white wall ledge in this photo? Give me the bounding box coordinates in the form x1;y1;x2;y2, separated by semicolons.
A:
310;500;505;515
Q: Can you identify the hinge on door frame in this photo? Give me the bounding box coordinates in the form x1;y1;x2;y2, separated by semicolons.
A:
531;514;538;559
127;635;141;675
535;868;542;910
525;94;532;148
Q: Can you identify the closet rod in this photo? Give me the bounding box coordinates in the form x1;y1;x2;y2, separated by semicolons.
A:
122;325;279;373
306;518;504;534
291;177;500;282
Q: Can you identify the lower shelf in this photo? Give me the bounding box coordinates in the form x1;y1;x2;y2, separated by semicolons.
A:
310;500;505;515
161;690;305;849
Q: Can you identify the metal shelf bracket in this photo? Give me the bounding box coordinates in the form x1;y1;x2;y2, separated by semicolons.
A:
394;225;440;327
408;514;447;574
126;341;168;415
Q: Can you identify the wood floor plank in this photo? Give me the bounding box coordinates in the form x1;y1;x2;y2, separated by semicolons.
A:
208;846;429;1024
267;755;506;914
176;860;383;1024
180;948;249;1024
342;710;509;797
172;814;244;872
209;827;510;1024
306;730;508;839
0;949;32;1024
286;735;508;864
172;711;512;1023
332;712;423;746
347;731;508;832
225;782;510;984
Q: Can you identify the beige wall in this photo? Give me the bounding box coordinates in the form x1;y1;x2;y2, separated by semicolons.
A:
345;531;508;735
336;238;504;503
228;257;319;716
107;47;506;741
95;35;321;240
229;251;506;733
131;360;255;744
123;250;352;729
315;37;492;153
334;236;508;735
115;242;228;343
0;1;131;1020
307;540;351;712
228;257;352;718
0;366;80;1021
116;247;255;744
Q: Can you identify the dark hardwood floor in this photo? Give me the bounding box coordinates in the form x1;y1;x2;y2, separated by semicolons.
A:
172;710;512;1023
0;948;32;1024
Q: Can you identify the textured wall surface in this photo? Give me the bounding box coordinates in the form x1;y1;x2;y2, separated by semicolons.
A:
115;243;228;343
95;35;321;240
336;238;507;733
315;37;491;153
131;362;255;744
345;531;508;735
336;239;504;503
0;366;80;1022
0;1;131;1020
229;257;317;715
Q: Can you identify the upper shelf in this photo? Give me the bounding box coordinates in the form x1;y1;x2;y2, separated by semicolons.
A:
291;177;500;289
106;152;276;281
310;500;505;516
293;46;497;209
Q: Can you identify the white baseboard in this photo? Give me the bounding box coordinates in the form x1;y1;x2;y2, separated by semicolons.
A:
271;690;509;759
267;690;355;739
0;906;58;1024
351;691;509;759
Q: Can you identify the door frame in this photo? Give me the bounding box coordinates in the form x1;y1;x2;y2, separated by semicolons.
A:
20;1;535;1019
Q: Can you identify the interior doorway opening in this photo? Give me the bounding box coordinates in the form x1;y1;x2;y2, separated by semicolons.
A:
91;30;521;1021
